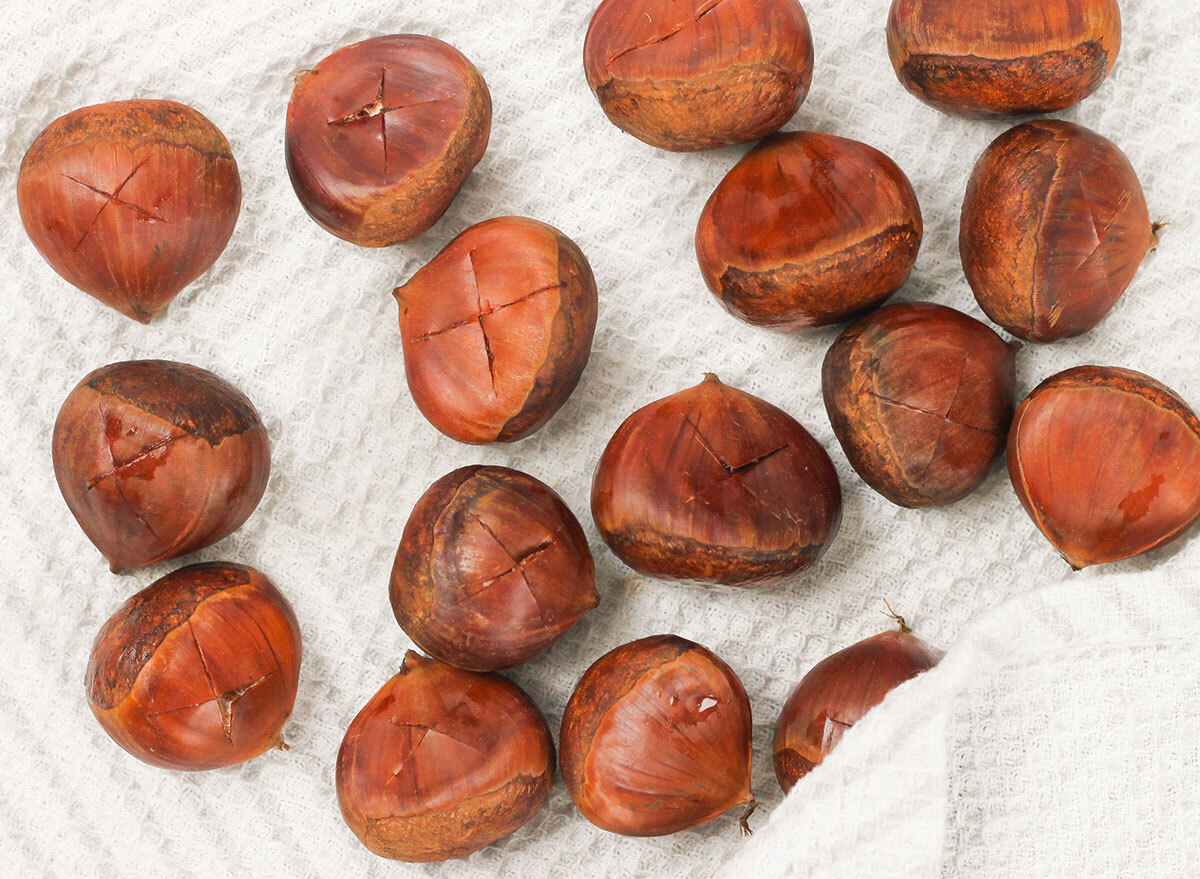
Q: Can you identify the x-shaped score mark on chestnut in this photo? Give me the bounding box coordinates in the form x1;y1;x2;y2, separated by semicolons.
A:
464;514;558;624
62;160;167;251
606;0;731;66
683;413;790;518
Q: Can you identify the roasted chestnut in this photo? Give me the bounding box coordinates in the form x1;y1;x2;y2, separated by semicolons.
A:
336;652;554;861
52;360;270;572
583;0;814;151
561;635;754;836
696;132;923;331
394;216;598;443
286;34;491;246
17;99;241;322
822;302;1019;508
86;562;301;771
961;120;1155;343
1008;366;1200;569
592;374;841;586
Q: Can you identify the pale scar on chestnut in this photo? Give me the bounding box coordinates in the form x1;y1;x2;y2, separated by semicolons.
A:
604;0;733;68
62;160;168;251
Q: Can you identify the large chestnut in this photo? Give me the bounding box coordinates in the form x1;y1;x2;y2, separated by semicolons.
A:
336;652;554;861
823;302;1019;508
286;34;491;246
560;635;754;836
52;360;270;572
592;374;841;586
17;99;240;322
696;132;923;331
390;465;598;672
887;0;1122;117
86;562;301;770
394;216;598;443
1008;366;1200;570
582;0;813;152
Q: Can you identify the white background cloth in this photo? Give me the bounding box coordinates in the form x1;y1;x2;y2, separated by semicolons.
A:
0;1;1197;876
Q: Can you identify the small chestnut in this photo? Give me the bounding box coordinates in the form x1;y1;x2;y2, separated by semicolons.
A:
961;120;1155;342
1008;366;1200;570
17;99;241;322
696;132;923;331
592;374;841;586
336;652;554;861
583;0;814;152
560;634;754;836
394;216;598;443
52;360;270;572
286;34;491;246
86;562;302;771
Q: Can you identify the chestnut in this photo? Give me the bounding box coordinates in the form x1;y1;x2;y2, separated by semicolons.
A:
696;132;923;331
886;0;1122;117
17;99;241;322
560;635;754;836
822;302;1019;508
961;120;1155;342
394;216;598;443
1008;366;1200;570
286;34;491;246
52;360;270;572
592;374;841;586
390;465;598;671
336;652;554;861
86;562;301;771
582;0;813;152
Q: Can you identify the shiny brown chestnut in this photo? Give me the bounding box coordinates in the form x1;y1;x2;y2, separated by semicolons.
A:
336;652;554;861
17;99;241;322
696;132;923;331
286;34;491;246
561;635;754;836
823;302;1019;508
395;216;598;443
86;562;302;771
592;374;841;586
583;0;814;152
887;0;1122;117
52;360;270;572
962;120;1155;343
1008;366;1200;569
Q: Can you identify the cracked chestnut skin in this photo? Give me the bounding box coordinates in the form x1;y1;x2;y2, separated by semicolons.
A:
86;562;302;771
52;360;270;572
592;374;841;586
17;99;241;322
395;216;598;444
390;465;597;672
697;132;923;332
336;652;554;862
286;34;491;246
583;0;813;151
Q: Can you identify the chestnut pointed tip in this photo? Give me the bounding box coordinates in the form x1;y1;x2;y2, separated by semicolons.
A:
701;372;722;384
1150;218;1168;250
275;736;292;752
738;797;757;837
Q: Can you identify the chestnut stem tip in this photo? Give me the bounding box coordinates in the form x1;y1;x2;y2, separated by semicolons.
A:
881;599;910;634
739;798;757;837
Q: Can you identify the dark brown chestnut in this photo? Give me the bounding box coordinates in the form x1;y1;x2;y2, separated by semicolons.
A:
52;360;270;572
17;99;241;322
696;132;923;331
394;216;598;443
286;34;491;246
822;302;1019;508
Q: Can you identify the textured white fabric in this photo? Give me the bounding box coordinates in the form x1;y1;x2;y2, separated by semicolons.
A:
0;1;1197;877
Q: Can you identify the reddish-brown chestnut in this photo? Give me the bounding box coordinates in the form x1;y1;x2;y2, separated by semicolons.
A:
86;562;301;771
390;465;598;672
592;374;841;586
395;216;598;443
1008;366;1200;569
561;635;754;836
17;99;241;322
336;652;554;861
887;0;1122;117
52;360;270;572
823;302;1019;508
696;132;923;331
583;0;814;151
286;35;491;246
